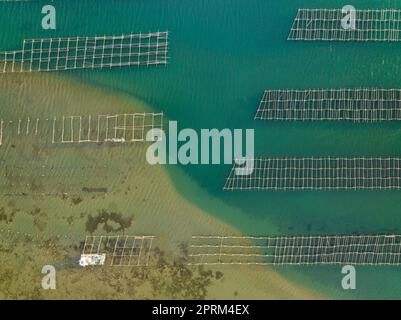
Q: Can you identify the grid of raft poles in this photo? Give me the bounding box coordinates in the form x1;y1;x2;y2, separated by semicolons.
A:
255;89;401;122
0;31;169;72
82;235;155;267
224;157;401;190
51;113;163;144
288;9;401;41
189;235;401;265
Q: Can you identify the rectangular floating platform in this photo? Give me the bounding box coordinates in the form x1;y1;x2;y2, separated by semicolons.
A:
224;157;401;190
82;235;155;267
0;31;168;72
255;88;401;122
189;235;401;265
52;112;163;144
288;9;401;41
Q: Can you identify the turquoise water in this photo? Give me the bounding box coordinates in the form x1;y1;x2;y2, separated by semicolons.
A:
3;0;401;298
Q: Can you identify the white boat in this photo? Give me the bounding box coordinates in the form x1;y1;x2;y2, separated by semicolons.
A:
79;254;106;267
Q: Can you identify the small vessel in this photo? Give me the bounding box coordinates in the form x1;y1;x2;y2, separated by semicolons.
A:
79;254;106;267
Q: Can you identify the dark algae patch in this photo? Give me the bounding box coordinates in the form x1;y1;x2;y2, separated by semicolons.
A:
71;196;83;205
0;207;20;224
85;209;133;234
149;245;224;299
29;207;48;232
0;201;21;224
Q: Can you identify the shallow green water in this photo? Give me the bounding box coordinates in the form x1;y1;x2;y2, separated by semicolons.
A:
2;0;401;299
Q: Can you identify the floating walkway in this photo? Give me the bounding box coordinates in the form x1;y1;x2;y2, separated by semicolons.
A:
255;88;401;122
288;9;401;41
52;113;163;144
189;235;401;265
224;157;401;190
82;235;155;267
0;32;168;72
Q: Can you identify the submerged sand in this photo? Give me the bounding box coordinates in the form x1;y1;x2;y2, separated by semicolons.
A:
0;72;322;299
